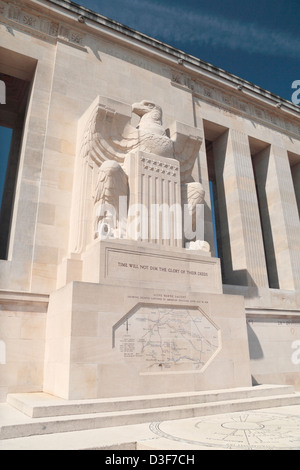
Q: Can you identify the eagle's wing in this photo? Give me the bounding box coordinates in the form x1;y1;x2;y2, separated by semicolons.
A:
80;96;139;167
168;121;202;183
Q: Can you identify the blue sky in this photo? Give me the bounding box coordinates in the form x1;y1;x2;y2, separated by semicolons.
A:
77;0;300;101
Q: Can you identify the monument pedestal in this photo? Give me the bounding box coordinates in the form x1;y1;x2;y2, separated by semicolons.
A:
44;117;252;401
44;240;251;400
82;239;221;294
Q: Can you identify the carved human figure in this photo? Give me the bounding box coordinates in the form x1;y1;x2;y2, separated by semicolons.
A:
94;160;128;239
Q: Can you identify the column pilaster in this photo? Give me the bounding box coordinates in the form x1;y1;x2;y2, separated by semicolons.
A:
213;129;269;288
253;142;300;290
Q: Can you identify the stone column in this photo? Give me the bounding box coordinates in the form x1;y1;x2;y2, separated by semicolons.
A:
213;129;269;288
253;143;300;291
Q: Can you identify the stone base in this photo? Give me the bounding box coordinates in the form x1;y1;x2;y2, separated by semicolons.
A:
82;239;221;294
0;291;48;402
43;281;251;400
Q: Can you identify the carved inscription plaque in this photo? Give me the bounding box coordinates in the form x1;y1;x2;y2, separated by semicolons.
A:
105;246;222;293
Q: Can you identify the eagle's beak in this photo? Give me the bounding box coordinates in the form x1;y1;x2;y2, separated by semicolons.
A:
132;102;148;117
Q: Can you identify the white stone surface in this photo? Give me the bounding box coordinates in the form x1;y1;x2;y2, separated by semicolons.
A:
0;292;47;402
81;239;219;294
1;387;300;450
43;281;251;400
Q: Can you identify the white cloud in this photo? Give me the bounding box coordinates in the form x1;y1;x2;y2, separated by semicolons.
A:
94;0;300;60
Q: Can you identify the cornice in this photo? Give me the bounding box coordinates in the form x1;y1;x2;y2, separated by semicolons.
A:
0;0;87;49
1;0;300;139
37;0;300;114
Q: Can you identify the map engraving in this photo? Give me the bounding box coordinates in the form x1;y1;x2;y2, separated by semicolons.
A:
113;305;221;373
150;411;300;450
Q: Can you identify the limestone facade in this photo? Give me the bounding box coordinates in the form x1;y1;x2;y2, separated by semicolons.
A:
0;0;299;400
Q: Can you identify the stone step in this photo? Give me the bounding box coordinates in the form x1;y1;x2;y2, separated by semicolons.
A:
7;384;294;418
1;389;300;440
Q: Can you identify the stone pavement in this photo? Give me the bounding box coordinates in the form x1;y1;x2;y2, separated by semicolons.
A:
1;403;300;450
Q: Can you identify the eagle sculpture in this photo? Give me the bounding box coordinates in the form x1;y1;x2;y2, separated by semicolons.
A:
81;99;202;182
81;98;204;243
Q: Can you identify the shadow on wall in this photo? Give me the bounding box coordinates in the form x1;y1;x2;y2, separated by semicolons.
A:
87;40;102;62
251;376;261;386
247;322;264;360
228;269;260;294
223;270;260;300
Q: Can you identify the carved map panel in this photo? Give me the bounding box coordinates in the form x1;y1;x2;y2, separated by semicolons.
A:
113;304;221;373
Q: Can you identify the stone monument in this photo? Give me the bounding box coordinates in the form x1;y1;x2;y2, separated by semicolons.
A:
44;96;252;400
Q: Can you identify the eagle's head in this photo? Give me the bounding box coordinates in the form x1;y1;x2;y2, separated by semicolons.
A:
132;100;162;124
